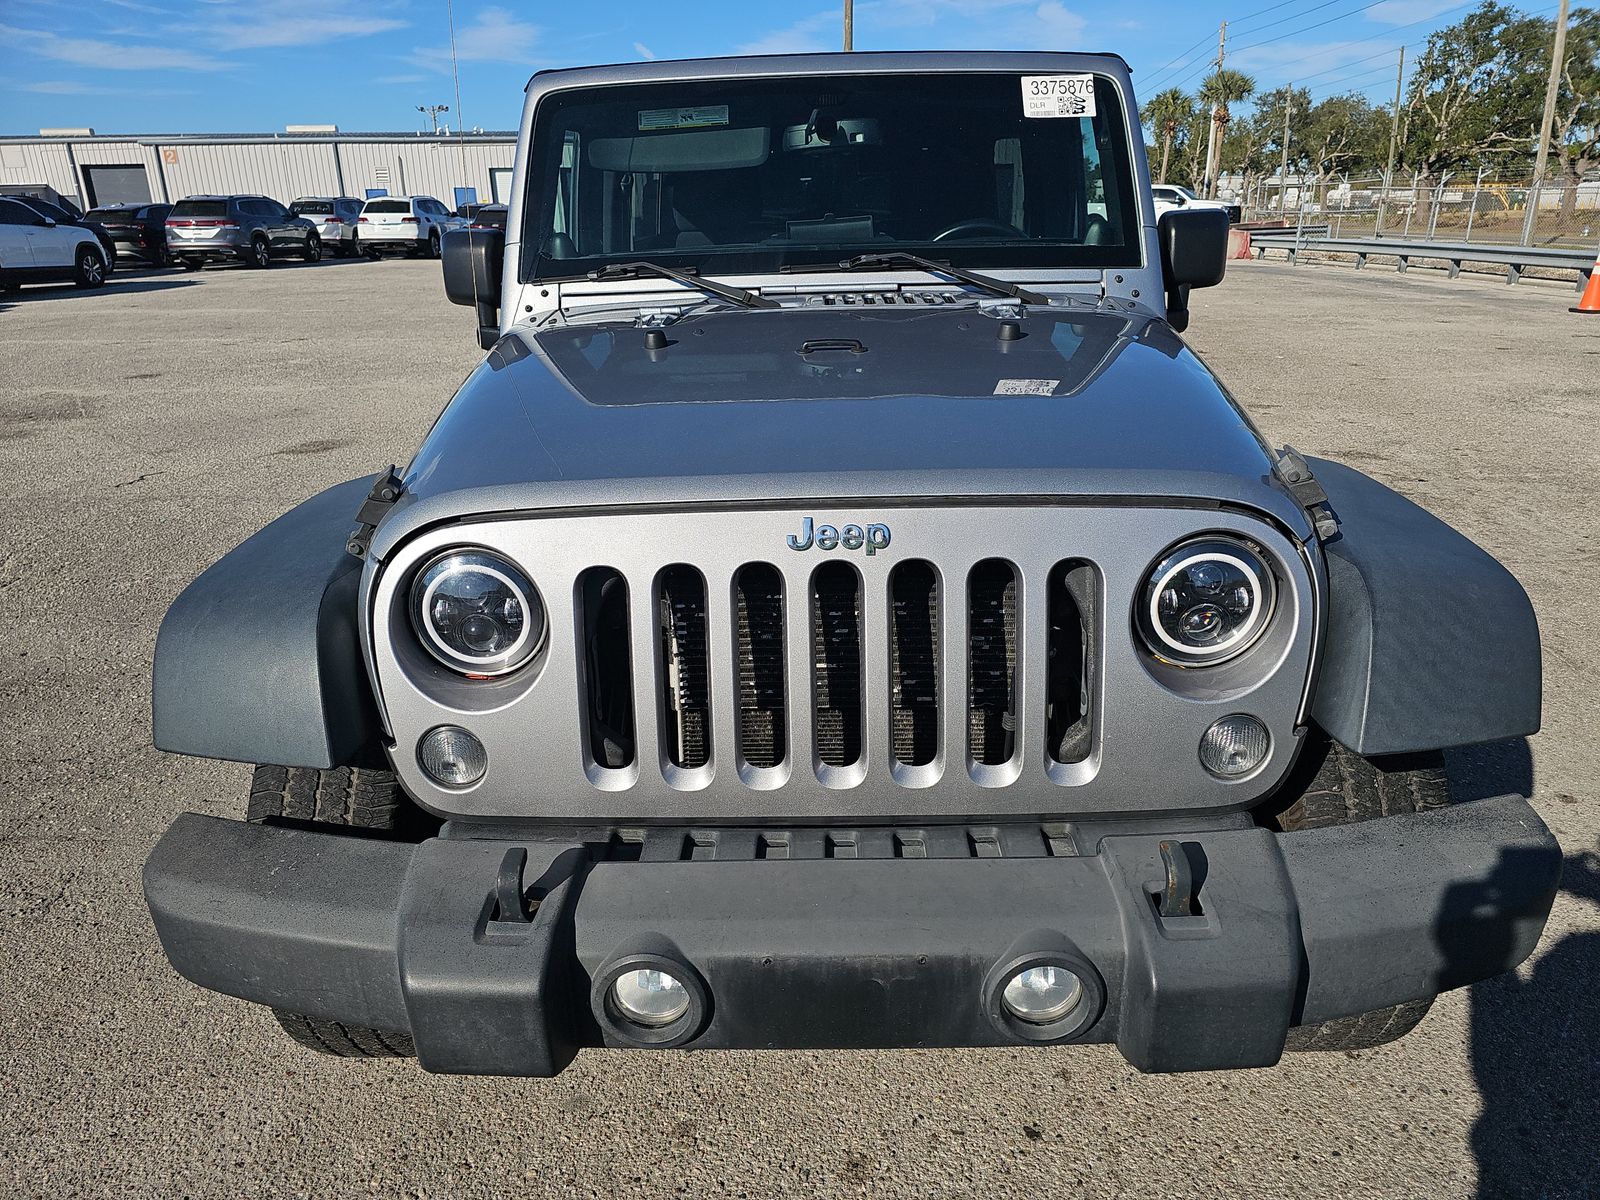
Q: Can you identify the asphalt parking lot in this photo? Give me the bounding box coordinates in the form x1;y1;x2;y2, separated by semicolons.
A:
1;254;1597;1199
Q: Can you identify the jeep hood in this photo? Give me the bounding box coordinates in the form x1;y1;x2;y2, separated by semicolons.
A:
375;304;1309;558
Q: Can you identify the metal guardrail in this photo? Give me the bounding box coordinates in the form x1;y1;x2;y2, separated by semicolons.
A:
1249;231;1595;288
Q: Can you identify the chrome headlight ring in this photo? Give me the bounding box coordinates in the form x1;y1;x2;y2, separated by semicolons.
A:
409;548;546;676
1137;537;1277;666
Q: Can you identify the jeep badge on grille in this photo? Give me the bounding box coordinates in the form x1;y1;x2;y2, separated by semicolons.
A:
786;516;892;555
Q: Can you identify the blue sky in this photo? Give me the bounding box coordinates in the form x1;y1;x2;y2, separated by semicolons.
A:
0;0;1509;135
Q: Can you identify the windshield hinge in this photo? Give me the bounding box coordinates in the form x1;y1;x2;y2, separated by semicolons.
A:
1272;445;1338;541
346;465;404;560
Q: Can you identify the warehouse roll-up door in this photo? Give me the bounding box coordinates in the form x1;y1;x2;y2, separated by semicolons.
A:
83;165;152;207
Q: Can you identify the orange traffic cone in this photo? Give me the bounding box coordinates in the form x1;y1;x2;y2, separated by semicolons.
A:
1574;245;1600;314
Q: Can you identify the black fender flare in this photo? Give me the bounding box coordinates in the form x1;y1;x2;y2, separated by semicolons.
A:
153;476;383;768
1307;457;1540;756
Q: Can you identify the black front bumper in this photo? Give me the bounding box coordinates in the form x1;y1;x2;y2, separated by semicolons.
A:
143;795;1559;1076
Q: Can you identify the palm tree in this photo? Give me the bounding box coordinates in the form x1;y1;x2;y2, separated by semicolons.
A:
1141;88;1194;184
1198;68;1256;196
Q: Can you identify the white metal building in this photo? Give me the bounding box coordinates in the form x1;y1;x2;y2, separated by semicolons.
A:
0;128;517;213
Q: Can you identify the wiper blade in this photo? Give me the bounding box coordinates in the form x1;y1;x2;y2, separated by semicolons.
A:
784;252;1048;305
588;260;778;309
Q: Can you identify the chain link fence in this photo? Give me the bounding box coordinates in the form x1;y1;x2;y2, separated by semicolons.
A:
1235;172;1599;248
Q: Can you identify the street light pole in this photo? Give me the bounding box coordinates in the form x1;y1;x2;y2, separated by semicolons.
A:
417;104;450;135
1378;46;1405;234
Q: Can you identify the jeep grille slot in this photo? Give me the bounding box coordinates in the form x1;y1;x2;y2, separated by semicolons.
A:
1048;560;1098;765
658;566;710;770
890;561;939;767
811;562;864;768
968;560;1018;767
577;567;635;770
735;564;787;769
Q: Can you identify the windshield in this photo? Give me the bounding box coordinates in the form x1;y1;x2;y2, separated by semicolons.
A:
522;71;1139;281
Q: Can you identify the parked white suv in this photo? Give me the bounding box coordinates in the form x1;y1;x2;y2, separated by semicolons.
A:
1151;185;1241;225
356;195;463;259
0;195;109;291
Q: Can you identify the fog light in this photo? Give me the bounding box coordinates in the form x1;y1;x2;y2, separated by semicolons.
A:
610;968;691;1027
1199;715;1270;778
1001;965;1085;1025
418;725;487;787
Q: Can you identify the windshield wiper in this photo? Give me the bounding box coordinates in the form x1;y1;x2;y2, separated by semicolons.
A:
783;252;1049;305
587;260;778;309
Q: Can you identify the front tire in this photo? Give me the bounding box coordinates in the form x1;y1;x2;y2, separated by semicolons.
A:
247;764;433;1057
73;245;107;288
1271;735;1449;1052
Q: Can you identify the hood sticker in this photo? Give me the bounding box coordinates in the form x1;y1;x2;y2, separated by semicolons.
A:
639;105;730;131
994;378;1061;396
1021;75;1096;118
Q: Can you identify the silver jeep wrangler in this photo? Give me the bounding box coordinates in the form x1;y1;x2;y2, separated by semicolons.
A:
144;52;1558;1076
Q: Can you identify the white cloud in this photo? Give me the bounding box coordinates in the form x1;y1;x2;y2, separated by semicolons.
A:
375;73;428;85
211;15;407;50
736;11;836;56
1;23;230;70
633;41;656;60
409;7;541;72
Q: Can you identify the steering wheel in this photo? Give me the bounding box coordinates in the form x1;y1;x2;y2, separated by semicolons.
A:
930;218;1026;242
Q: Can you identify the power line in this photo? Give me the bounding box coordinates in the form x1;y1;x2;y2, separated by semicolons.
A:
1143;0;1344;87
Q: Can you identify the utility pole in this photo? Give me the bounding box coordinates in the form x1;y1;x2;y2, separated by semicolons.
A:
1203;20;1226;198
1522;0;1571;245
843;0;853;51
1279;85;1293;213
1378;47;1405;233
417;104;450;135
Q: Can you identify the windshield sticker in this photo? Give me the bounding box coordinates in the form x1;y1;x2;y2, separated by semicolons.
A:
994;379;1061;396
638;105;731;131
1021;75;1096;118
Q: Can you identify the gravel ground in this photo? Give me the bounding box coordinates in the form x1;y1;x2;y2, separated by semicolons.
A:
1;255;1596;1200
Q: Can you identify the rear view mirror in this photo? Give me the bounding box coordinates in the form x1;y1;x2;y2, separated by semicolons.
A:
1158;207;1229;333
442;228;504;350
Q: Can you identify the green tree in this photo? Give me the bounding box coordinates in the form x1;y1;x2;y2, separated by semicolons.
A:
1199;68;1256;194
1301;93;1389;179
1401;1;1549;180
1547;7;1599;219
1141;87;1194;184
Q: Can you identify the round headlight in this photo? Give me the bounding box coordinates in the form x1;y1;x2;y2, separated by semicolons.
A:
1138;538;1276;666
410;549;545;675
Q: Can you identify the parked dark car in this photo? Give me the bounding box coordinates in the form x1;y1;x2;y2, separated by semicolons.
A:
166;195;322;270
465;203;508;232
14;195;117;274
84;202;174;266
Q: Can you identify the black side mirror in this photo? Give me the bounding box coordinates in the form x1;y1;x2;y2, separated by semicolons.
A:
442;227;505;350
1157;207;1229;333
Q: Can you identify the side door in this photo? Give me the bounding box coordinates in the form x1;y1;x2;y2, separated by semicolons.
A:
262;199;294;250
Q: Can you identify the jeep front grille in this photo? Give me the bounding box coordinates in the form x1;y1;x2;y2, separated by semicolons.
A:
577;557;1091;784
374;506;1317;820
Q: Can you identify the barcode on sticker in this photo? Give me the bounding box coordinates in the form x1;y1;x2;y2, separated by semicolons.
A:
1021;75;1096;118
994;379;1060;396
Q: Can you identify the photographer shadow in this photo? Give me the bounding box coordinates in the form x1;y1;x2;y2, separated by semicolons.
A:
1440;740;1599;1199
